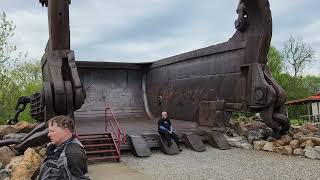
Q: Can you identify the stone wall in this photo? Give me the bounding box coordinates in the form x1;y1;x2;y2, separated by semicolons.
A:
226;118;320;159
0;122;45;180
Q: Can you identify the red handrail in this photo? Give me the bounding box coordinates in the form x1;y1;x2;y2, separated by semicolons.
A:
105;107;126;160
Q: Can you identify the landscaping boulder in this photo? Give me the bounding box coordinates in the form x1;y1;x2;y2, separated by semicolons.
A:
7;148;43;180
262;142;274;152
280;135;292;145
232;121;248;136
245;121;268;130
253;140;268;150
247;131;263;144
227;136;252;149
313;146;320;153
289;139;300;149
273;139;285;147
0;146;16;166
0;169;10;180
305;140;315;148
302;123;317;133
304;146;320;159
3;133;27;140
273;145;293;155
297;136;320;146
293;132;304;140
0;122;37;140
14;122;37;133
0;126;18;139
293;148;304;156
288;126;301;136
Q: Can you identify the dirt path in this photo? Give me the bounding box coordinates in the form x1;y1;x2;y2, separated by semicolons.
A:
88;162;151;180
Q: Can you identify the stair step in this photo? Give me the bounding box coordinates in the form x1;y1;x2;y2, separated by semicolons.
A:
86;149;117;154
88;156;119;161
78;133;111;136
80;137;113;142
84;143;115;148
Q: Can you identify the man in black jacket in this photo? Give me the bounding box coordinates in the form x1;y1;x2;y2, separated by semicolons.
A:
158;111;182;151
38;115;90;179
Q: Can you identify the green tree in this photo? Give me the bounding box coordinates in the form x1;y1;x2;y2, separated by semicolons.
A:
0;12;42;124
267;45;284;77
302;75;320;94
0;12;16;64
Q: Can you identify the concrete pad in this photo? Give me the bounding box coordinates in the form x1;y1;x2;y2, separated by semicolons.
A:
88;163;151;180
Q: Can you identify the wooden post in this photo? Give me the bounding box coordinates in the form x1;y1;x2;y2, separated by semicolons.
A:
307;102;311;122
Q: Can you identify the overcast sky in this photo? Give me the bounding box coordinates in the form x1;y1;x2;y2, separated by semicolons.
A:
0;0;319;75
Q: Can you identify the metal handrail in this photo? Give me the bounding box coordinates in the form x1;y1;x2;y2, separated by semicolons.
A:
105;107;126;160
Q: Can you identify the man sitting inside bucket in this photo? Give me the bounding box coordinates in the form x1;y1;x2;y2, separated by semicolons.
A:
158;111;182;151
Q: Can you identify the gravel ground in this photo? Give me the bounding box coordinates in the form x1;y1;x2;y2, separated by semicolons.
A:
120;145;320;180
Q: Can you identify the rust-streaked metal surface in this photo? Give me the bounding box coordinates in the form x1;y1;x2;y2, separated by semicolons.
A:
1;0;290;151
74;0;289;138
76;63;148;120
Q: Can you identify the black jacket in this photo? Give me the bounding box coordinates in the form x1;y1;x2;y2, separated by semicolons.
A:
158;118;172;134
45;138;88;177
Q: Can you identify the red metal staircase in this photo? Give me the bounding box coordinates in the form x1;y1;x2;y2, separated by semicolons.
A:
77;107;126;163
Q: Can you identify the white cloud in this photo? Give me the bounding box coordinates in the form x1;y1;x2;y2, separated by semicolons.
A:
1;0;319;76
6;9;47;59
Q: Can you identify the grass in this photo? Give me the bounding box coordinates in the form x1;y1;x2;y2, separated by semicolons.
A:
290;119;303;126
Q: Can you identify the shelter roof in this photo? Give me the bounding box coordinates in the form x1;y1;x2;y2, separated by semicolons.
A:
285;94;320;105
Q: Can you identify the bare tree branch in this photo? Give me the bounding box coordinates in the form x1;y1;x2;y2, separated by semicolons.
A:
282;35;314;79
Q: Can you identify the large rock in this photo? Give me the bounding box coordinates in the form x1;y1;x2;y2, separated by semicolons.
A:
227;136;252;149
293;132;304;140
225;128;235;137
273;145;293;155
273;139;285;147
0;169;10;180
299;128;311;135
297;136;320;146
3;133;27;140
300;141;307;149
289;139;300;149
0;122;36;140
34;147;47;158
0;125;18;139
206;131;231;150
247;131;263;144
257;128;273;139
253;140;268;150
14;122;37;133
5;156;24;172
266;136;276;142
280;135;292;145
293;148;304;156
284;145;293;155
310;137;320;146
232;121;248;136
245;121;268;130
304;146;320;159
0;146;16;166
9;148;43;180
305;140;315;148
302;123;317;133
314;146;320;152
288;126;302;136
262;142;274;152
